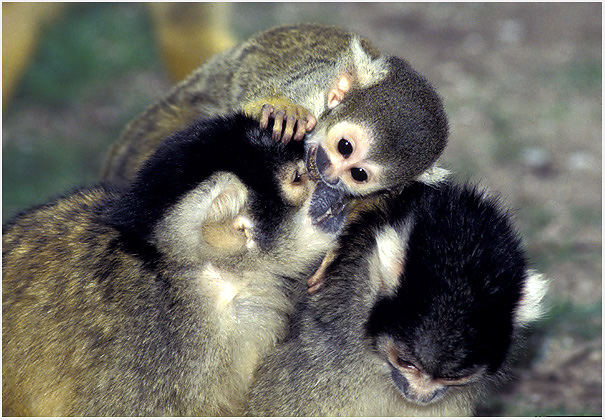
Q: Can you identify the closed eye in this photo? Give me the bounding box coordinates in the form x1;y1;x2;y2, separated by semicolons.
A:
436;368;485;386
395;356;417;371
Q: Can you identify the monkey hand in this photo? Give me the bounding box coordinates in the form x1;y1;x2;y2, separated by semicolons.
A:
243;96;316;144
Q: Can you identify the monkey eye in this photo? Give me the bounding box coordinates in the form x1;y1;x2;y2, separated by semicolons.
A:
337;138;353;157
292;169;303;184
350;167;368;182
396;356;417;371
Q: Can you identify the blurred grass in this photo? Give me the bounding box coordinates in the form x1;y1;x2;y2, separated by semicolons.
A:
547;57;601;93
486;104;524;165
15;3;157;106
3;3;160;222
3;140;100;220
527;240;600;274
535;300;602;341
481;397;601;417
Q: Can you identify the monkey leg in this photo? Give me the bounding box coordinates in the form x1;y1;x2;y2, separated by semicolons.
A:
243;96;316;144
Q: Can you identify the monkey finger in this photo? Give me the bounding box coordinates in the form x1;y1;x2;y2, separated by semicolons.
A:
307;281;324;294
307;271;323;288
282;114;297;144
293;119;307;141
305;113;317;131
259;104;274;129
272;110;285;142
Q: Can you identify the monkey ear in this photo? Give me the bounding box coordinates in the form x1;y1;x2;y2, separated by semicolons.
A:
201;175;256;251
327;37;389;109
514;270;549;327
348;36;389;87
327;75;352;109
204;176;248;223
153;174;255;262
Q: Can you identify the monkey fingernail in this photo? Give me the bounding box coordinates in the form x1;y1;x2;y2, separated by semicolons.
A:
306;115;317;131
260;112;271;129
260;104;273;128
281;133;292;144
282;116;296;143
307;274;321;287
293;127;306;141
307;283;323;294
272;119;284;142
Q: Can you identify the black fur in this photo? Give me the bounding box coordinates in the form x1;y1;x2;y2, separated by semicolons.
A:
363;182;527;376
302;181;527;375
106;112;305;253
245;181;530;416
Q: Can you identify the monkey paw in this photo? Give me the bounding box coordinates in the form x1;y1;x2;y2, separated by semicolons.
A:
244;97;316;144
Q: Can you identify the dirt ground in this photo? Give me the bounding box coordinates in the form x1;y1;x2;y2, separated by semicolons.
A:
3;3;601;416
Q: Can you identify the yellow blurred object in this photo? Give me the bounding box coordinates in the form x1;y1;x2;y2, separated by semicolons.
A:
2;3;235;110
2;2;65;107
149;3;236;81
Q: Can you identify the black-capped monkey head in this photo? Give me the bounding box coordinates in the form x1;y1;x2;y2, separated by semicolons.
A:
363;183;547;407
108;113;338;276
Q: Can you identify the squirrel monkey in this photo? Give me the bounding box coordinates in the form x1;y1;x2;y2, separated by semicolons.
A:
245;181;548;416
102;24;448;231
2;113;336;416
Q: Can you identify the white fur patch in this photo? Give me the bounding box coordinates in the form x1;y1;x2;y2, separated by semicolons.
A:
515;270;549;326
416;165;451;185
349;36;389;87
201;263;239;310
205;176;248;222
372;219;414;295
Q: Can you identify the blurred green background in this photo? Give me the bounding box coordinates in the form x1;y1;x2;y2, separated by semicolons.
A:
2;3;601;416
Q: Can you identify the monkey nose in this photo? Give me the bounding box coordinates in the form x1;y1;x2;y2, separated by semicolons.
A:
315;146;338;185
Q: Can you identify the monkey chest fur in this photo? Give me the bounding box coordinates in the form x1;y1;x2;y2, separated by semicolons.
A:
191;263;296;408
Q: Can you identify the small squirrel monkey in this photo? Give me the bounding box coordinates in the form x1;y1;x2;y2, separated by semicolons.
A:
102;24;448;232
